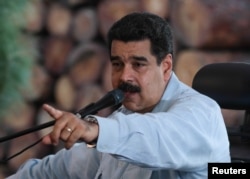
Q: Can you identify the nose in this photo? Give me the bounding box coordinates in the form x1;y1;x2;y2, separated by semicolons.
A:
120;65;133;82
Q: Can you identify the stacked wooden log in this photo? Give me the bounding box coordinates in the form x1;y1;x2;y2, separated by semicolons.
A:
1;0;250;177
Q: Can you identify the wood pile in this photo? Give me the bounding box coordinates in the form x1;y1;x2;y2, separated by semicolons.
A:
1;0;250;177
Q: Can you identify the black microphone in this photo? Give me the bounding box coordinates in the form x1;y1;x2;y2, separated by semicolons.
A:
0;89;124;143
75;88;124;118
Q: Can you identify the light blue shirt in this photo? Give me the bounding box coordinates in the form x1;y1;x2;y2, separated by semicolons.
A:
7;73;230;179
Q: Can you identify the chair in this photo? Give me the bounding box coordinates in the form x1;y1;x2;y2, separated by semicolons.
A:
192;62;250;162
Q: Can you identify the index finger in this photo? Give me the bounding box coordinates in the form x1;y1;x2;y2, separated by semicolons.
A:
42;104;63;119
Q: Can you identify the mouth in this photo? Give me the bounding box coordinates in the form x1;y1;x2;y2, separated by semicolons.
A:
124;91;137;95
123;91;139;101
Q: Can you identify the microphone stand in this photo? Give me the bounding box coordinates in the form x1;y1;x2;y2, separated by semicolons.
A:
0;120;55;143
0;103;96;143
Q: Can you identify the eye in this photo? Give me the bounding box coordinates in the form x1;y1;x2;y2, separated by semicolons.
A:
133;62;145;68
112;62;121;67
111;61;123;70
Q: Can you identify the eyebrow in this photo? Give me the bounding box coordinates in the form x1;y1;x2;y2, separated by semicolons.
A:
133;56;148;62
110;55;148;62
110;56;119;62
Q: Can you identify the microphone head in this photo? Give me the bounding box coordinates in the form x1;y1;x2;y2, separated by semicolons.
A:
93;88;124;110
76;88;125;118
111;89;125;104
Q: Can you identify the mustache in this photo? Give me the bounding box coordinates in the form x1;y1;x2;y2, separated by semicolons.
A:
118;82;141;93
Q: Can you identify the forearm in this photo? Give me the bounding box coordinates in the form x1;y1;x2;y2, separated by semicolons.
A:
6;143;101;179
6;156;69;179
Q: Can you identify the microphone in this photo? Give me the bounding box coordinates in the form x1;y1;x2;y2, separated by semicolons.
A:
75;88;124;118
0;89;124;143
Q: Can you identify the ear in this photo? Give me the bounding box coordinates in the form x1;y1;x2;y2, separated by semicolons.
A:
161;54;173;82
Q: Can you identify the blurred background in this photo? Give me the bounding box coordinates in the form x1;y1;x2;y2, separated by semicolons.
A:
0;0;250;177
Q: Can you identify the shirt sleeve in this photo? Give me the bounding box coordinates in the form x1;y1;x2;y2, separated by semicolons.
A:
6;143;101;179
95;95;230;171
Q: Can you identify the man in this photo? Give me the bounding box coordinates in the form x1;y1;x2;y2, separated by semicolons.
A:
7;12;230;179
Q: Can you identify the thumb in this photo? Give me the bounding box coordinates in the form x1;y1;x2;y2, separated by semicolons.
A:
42;135;53;145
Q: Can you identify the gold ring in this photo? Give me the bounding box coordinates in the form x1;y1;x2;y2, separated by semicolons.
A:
65;127;72;133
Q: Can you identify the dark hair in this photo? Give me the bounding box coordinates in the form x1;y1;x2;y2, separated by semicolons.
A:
107;12;174;65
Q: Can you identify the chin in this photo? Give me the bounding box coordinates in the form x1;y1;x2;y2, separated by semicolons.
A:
123;102;144;113
123;102;138;111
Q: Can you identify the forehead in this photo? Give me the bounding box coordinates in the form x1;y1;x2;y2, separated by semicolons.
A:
110;39;152;57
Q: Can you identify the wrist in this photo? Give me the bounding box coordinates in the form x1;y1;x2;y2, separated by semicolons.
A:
84;116;98;148
84;115;98;124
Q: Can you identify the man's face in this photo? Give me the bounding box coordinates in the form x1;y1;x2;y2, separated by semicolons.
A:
110;39;172;113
